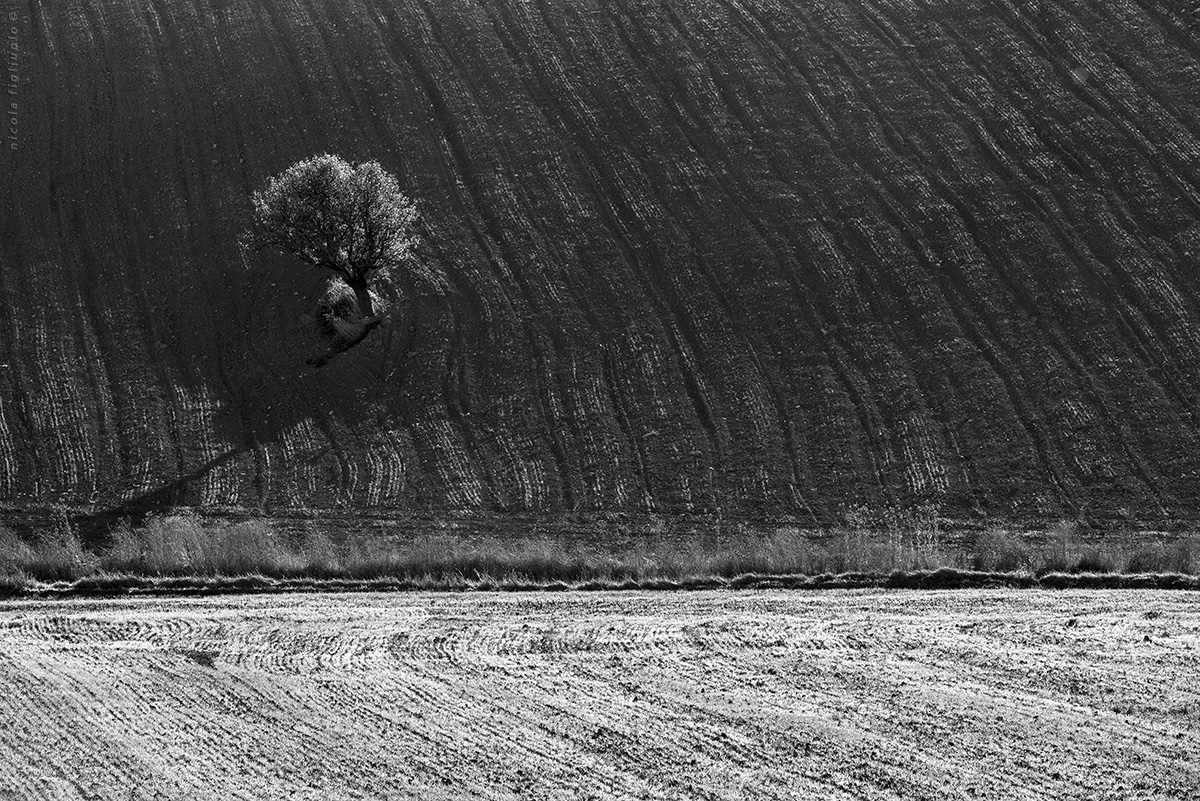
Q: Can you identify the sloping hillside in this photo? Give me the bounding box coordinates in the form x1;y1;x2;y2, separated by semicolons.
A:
3;0;1200;525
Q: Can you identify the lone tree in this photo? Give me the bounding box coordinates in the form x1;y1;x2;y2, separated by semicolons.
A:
248;154;418;323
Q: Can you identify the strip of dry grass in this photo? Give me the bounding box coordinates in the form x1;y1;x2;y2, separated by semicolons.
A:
0;515;1196;596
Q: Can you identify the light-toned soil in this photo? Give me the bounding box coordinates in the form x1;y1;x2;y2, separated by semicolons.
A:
0;590;1196;800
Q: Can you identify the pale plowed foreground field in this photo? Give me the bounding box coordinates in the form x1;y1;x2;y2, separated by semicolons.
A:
0;591;1196;800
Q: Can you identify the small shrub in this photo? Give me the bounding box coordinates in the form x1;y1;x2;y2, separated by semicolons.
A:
1165;537;1196;575
25;529;98;582
1125;543;1169;574
0;524;34;575
102;515;296;577
1071;549;1114;574
211;520;295;576
1026;519;1082;575
970;530;1032;573
136;513;207;575
1123;538;1196;576
104;518;143;573
342;529;415;579
296;526;340;577
0;573;26;596
2;521;101;582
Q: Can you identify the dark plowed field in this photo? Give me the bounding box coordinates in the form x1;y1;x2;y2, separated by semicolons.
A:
3;0;1200;522
0;590;1197;799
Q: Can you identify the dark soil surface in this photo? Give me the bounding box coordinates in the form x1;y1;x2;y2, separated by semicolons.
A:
4;0;1200;522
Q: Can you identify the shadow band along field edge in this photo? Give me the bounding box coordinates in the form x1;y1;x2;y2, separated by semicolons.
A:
1;568;1198;599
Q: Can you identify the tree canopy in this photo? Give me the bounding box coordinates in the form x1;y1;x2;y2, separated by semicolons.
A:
248;154;418;320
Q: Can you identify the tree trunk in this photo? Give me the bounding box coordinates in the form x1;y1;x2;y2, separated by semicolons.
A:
347;278;374;319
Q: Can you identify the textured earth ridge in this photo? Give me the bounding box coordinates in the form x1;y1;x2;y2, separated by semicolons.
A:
0;590;1197;799
3;0;1200;521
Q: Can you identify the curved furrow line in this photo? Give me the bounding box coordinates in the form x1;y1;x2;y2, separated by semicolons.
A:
1004;0;1200;196
0;283;51;497
2;653;156;792
222;623;318;675
19;278;84;498
598;0;787;482
13;611;224;655
858;3;1197;507
0;403;13;498
861;10;1200;453
790;11;1085;502
386;0;576;507
0;656;102;800
598;345;652;508
66;284;117;503
320;664;551;788
562;354;636;507
505;0;734;506
278;418;317;505
701;0;993;502
515;620;679;658
309;625;389;673
223;612;408;675
409;7;634;507
929;5;1200;352
645;11;819;507
14;612;96;642
182;384;228;506
562;660;827;797
140;610;228;647
759;659;1072;796
836;10;1180;505
478;687;738;800
11;0;1200;522
2;593;1199;797
428;683;626;796
75;0;192;501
